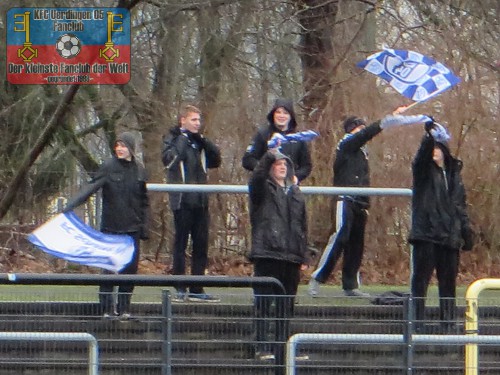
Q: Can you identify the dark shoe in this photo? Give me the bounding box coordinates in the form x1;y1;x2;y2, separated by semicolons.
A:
187;293;220;303
344;289;370;297
440;322;458;334
413;322;424;334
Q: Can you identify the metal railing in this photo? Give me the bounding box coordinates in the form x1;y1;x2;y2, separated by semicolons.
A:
146;183;413;197
0;273;286;375
0;332;98;375
286;332;500;375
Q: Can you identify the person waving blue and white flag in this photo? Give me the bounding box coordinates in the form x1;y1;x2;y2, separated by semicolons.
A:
357;49;460;102
28;211;134;273
267;130;319;148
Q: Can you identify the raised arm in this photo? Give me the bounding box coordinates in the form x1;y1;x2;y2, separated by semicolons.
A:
242;130;267;172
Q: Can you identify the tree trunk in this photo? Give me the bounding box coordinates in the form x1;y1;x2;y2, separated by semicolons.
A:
0;85;80;221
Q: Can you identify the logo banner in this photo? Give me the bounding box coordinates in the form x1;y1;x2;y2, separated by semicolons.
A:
356;49;460;102
28;212;134;272
7;7;130;84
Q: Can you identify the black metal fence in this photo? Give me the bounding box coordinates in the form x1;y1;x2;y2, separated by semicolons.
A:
1;274;500;374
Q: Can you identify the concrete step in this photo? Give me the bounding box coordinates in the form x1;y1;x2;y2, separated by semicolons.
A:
1;301;499;375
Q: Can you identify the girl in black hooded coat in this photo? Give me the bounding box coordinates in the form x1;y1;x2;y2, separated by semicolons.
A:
409;122;473;332
242;98;312;182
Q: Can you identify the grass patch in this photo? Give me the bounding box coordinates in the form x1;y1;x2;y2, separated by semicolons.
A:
1;284;499;306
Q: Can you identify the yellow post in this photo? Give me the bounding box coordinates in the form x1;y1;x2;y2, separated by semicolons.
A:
464;278;500;375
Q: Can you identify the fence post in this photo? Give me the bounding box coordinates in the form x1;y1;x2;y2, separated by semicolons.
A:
403;296;414;375
161;290;173;375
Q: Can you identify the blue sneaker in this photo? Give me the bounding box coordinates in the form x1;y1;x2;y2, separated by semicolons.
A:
187;293;220;303
172;291;187;302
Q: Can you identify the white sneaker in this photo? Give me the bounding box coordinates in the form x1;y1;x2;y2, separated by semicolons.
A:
308;278;320;297
295;353;310;361
120;312;131;320
255;351;275;361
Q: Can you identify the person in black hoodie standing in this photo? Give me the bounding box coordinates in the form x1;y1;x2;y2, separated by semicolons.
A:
162;104;221;302
409;119;474;333
248;148;309;360
242;98;312;183
65;132;150;319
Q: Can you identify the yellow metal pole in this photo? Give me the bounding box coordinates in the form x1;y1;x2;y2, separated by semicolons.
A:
464;278;500;375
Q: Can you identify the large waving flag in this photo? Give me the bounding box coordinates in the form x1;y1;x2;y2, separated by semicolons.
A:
28;211;134;272
356;49;460;102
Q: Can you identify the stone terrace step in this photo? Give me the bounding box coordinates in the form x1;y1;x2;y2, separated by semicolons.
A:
1;301;499;374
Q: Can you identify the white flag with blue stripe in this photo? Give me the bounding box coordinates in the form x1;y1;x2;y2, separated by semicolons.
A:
28;212;134;272
267;130;319;148
356;49;460;102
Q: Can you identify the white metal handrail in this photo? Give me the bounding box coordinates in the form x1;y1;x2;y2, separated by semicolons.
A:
286;333;500;375
147;183;413;196
0;332;99;375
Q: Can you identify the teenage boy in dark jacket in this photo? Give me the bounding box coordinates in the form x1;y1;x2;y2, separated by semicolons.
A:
409;120;474;332
248;148;309;360
65;132;150;319
308;111;430;297
242;98;312;183
162;104;221;302
308;116;381;298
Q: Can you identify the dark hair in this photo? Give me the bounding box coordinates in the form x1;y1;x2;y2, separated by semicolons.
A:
267;98;297;131
343;116;365;133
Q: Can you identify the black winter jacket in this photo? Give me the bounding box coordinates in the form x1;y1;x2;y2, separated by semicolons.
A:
162;127;221;210
409;134;473;250
242;100;312;182
65;157;149;236
248;152;308;265
333;121;382;207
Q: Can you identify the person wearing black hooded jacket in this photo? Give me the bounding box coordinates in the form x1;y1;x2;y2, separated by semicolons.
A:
409;120;474;332
65;132;150;318
248;148;309;360
242;98;312;183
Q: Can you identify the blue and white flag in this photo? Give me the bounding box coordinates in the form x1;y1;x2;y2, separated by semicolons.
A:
28;212;134;272
267;130;319;148
356;49;460;102
380;114;432;129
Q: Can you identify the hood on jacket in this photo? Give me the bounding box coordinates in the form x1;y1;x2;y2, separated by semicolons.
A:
116;132;137;159
266;98;297;132
270;150;296;187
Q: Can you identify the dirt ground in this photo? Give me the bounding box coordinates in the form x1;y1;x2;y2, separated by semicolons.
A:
2;242;498;287
1;222;498;285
